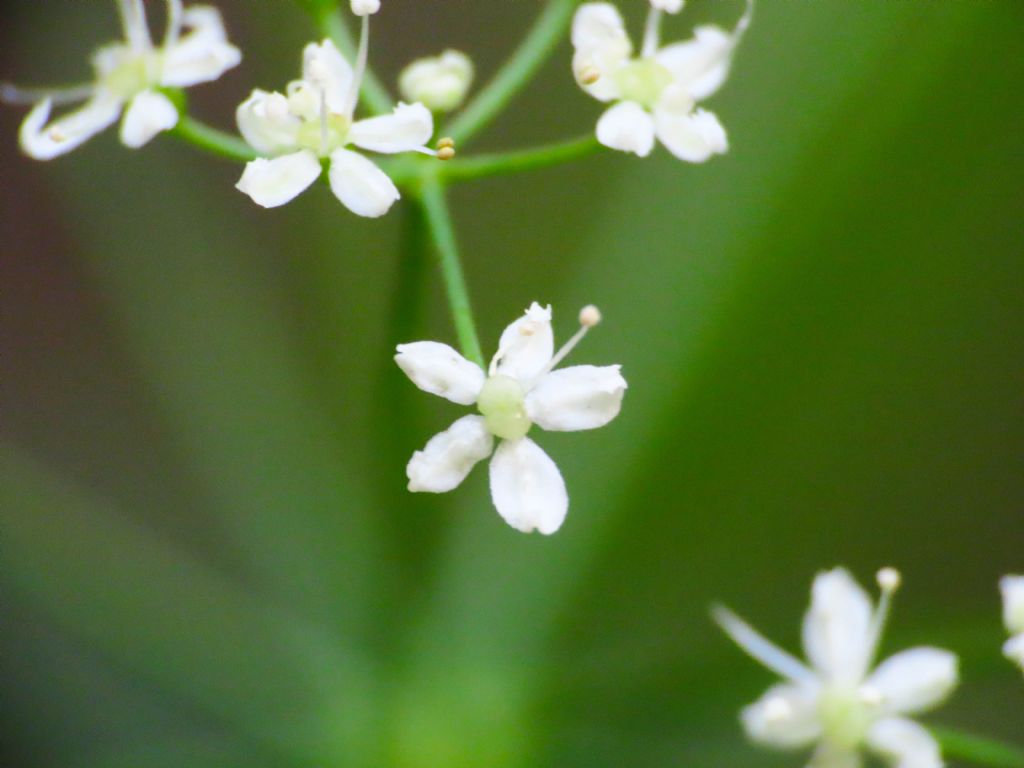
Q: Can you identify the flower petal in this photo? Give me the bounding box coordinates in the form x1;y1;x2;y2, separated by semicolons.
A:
236;89;301;154
349;102;433;154
1004;634;1024;670
406;415;494;493
395;341;485;406
740;683;822;749
1001;575;1024;634
119;90;179;148
19;94;122;160
802;568;875;685
327;148;400;218
596;101;655;157
866;718;942;768
491;303;554;384
654;98;728;163
489;437;568;535
809;745;863;768
655;25;735;100
525;364;626;432
236;150;321;208
571;3;632;100
303;39;353;112
865;648;958;716
162;6;242;87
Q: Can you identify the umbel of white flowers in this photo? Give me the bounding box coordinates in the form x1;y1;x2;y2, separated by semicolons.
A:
395;303;627;535
1002;575;1024;672
2;0;240;159
715;567;959;768
235;2;440;217
571;0;752;161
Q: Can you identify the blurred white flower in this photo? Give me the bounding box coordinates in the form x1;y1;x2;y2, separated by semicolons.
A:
715;567;958;768
399;50;474;113
1001;575;1024;671
571;0;752;161
351;0;381;16
396;303;626;535
2;0;241;159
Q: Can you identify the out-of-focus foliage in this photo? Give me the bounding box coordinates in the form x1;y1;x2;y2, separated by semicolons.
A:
1;1;1022;767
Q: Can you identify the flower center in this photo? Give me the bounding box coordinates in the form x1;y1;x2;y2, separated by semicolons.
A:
819;686;873;750
614;58;673;108
477;375;531;440
296;112;351;155
102;51;161;99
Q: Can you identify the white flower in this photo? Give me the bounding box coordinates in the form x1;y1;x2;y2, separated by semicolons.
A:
235;21;437;217
399;50;474;113
2;0;240;159
715;568;958;768
396;303;626;535
351;0;381;16
571;0;752;161
1001;575;1024;671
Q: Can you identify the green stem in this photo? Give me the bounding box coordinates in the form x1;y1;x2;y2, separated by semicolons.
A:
441;134;600;183
936;727;1024;768
447;0;581;146
315;7;394;116
417;175;485;367
170;115;257;162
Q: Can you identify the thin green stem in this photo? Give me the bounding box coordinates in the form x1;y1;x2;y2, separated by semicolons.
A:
936;727;1024;768
417;175;485;368
315;7;393;116
441;134;600;183
447;0;581;146
171;114;257;162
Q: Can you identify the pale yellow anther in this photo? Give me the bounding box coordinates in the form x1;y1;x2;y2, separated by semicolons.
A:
579;305;602;328
437;147;455;160
763;696;792;722
49;127;66;142
437;137;455;150
579;65;601;86
877;567;902;593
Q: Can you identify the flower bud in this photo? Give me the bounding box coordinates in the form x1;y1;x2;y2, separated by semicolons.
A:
399;50;474;113
350;0;380;16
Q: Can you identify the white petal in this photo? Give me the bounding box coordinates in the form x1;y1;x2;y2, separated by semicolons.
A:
596;101;655;157
236;89;301;154
349;102;434;154
303;39;353;112
161;5;241;87
866;648;958;716
1001;575;1024;633
525;365;626;432
491;303;554;384
398;49;474;113
395;341;485;406
571;3;632;100
351;0;380;16
740;683;822;749
327;148;400;218
406;416;494;493
810;745;864;768
650;0;684;13
802;568;875;685
654;100;728;163
656;25;735;100
1004;634;1024;670
867;718;943;768
236;150;321;208
119;90;179;148
18;94;122;160
489;437;568;535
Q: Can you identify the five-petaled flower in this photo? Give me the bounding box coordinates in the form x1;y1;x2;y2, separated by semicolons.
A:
715;567;958;768
235;6;438;217
3;0;240;160
571;0;751;161
395;303;627;535
1001;575;1024;672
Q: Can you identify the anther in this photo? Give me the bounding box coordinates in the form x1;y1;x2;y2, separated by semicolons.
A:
579;65;601;86
579;305;601;328
308;59;329;85
436;137;456;161
877;567;902;593
763;696;792;722
49;127;66;142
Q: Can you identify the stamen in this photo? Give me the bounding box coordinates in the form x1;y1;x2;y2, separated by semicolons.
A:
163;0;184;49
0;83;94;106
577;62;601;86
641;5;662;59
763;696;792;722
543;304;602;374
318;87;329;156
866;566;902;668
48;126;67;143
712;604;815;683
344;13;371;117
118;0;153;52
437;137;456;161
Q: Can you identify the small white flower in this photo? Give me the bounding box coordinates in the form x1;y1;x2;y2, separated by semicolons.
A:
351;0;381;16
715;567;958;768
235;22;437;217
3;0;240;159
1001;575;1024;671
571;0;752;162
399;50;474;113
396;303;627;535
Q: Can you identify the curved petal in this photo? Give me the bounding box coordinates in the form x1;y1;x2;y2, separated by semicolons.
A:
596;101;655;157
406;416;494;493
349;102;433;154
1001;575;1024;634
119;90;178;148
236;150;321;208
327;148;400;218
654;99;728;162
303;39;353;112
571;3;632;100
395;341;485;405
491;302;554;384
19;94;122;160
650;0;684;13
236;89;301;154
802;568;874;685
161;5;242;87
1004;634;1024;670
525;364;626;432
866;648;958;716
655;25;735;100
866;718;942;768
740;683;822;749
489;437;568;535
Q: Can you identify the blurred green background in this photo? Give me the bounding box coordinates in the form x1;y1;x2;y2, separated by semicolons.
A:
2;1;1023;766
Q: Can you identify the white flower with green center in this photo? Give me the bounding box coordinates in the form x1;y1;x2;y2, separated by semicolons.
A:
395;303;627;535
1001;575;1024;671
571;0;752;161
715;568;958;768
399;50;474;113
2;0;240;159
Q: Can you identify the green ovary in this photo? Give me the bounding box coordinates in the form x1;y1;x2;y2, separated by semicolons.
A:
477;375;532;440
103;55;157;99
296;113;351;155
819;688;872;750
614;59;673;108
